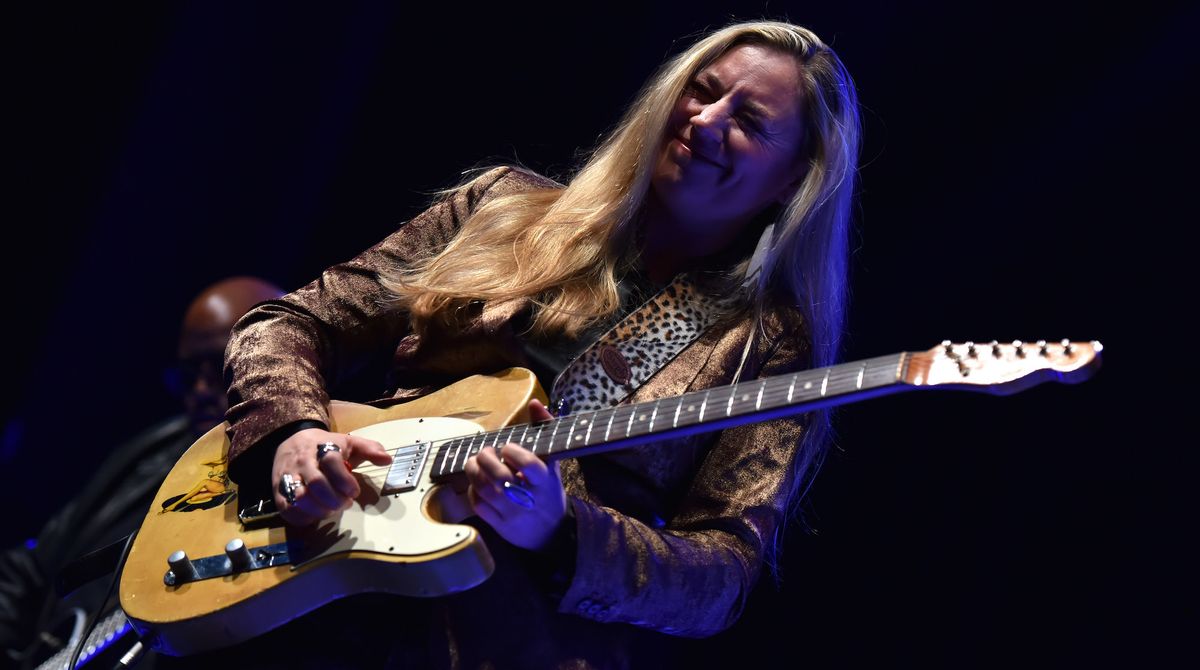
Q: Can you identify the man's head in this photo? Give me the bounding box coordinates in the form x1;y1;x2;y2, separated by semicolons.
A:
178;276;284;435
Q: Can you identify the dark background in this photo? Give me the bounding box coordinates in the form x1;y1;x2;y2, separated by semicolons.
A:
4;1;1192;666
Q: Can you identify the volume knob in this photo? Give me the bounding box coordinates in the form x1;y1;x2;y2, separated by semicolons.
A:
166;550;197;584
225;538;254;571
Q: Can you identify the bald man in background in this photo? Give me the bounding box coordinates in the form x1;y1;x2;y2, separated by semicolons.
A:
0;277;283;670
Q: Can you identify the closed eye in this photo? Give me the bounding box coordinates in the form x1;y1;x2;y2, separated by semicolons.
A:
684;80;716;103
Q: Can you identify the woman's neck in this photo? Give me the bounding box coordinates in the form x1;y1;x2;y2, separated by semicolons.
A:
637;194;752;284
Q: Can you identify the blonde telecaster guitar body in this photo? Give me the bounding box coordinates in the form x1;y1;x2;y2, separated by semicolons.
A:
119;368;546;656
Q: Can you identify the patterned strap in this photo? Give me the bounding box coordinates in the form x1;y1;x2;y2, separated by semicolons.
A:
550;274;735;415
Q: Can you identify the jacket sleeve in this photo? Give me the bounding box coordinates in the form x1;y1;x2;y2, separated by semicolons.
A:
558;318;809;637
223;166;529;463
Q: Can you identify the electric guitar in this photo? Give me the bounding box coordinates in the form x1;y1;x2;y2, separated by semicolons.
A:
119;339;1101;656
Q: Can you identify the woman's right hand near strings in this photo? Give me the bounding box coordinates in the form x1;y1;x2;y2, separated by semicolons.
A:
272;428;393;526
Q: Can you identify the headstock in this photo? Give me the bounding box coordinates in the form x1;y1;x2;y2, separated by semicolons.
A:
903;340;1103;395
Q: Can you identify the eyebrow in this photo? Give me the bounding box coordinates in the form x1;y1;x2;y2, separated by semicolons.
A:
698;71;774;123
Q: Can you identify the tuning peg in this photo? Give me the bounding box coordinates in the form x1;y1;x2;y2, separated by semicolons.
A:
990;340;1001;358
1061;338;1073;355
965;341;977;358
1037;340;1048;357
1013;340;1025;358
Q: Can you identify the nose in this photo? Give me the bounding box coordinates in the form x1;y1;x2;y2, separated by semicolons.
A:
691;100;732;143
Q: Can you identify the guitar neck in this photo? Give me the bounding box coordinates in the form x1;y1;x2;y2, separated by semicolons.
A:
426;339;1102;479
430;353;909;477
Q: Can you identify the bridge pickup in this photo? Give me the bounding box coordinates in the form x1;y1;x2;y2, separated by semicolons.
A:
238;499;282;529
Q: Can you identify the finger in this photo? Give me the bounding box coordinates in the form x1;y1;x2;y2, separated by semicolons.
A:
465;455;510;511
467;483;506;524
276;492;319;527
321;454;360;499
293;492;338;521
473;447;515;484
499;443;550;487
528;398;555;422
297;472;345;513
346;435;393;467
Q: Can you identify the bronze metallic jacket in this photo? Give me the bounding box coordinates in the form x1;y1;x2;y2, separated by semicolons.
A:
223;167;810;667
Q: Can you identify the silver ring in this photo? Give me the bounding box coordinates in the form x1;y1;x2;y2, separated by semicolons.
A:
279;473;303;505
316;442;342;460
502;480;535;509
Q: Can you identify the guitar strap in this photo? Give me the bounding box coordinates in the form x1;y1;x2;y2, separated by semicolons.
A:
550;273;738;416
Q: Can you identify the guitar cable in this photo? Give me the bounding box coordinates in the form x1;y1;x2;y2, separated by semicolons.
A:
64;529;137;670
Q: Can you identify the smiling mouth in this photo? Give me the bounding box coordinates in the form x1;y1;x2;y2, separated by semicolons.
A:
674;136;725;169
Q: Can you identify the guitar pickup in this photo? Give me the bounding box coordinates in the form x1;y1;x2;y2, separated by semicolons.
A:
238;499;281;529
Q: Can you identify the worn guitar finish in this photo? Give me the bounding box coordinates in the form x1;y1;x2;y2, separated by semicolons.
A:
120;340;1101;656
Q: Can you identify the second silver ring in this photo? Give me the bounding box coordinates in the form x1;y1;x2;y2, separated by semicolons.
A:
316;441;342;460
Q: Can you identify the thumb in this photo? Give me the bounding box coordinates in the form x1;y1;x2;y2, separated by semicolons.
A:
528;399;555;423
347;435;393;466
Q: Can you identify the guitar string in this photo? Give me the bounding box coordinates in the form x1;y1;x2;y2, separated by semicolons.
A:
344;343;1073;479
345;362;893;474
344;362;899;478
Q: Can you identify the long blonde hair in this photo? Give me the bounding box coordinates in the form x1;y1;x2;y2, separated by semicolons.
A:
385;21;860;532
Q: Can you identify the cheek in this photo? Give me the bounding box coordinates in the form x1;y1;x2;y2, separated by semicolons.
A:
747;147;800;189
667;98;698;131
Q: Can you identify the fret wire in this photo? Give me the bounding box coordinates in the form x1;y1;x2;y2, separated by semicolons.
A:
447;436;462;474
463;434;480;471
820;368;830;396
672;396;683;428
565;416;578;451
624;404;637;437
698;390;711;422
534;423;546;455
583;412;595;445
755;379;766;410
448;439;461;472
547;417;562;454
435;443;448;476
725;386;736;416
648;399;661;432
444;439;458;475
604;407;616;442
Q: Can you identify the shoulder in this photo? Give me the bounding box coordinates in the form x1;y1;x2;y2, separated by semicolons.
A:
747;300;811;372
461;165;563;205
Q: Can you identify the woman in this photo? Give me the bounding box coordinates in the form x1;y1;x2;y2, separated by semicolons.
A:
223;20;859;668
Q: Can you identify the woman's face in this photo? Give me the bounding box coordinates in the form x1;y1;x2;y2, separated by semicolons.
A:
651;44;808;244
